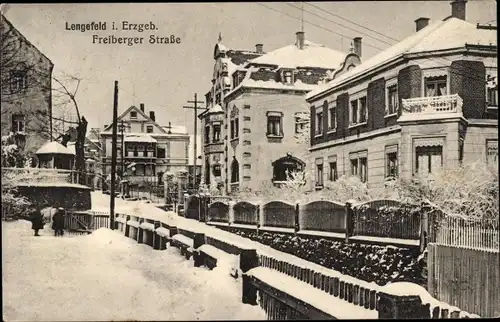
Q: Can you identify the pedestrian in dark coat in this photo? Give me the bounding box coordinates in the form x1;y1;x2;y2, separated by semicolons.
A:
56;207;65;236
29;208;44;236
52;208;61;236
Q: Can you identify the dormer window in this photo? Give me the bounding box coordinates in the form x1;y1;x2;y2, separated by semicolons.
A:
233;71;245;88
130;111;137;119
282;70;294;85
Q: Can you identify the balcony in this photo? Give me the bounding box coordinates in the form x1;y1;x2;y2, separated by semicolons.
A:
399;94;463;122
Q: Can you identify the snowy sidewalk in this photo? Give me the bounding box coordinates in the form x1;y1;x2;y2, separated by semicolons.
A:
2;220;265;321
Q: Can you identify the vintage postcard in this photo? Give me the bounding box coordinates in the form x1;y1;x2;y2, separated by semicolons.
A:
1;1;498;321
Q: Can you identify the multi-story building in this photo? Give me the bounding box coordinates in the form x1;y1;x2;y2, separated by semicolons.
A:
204;31;361;193
0;13;53;157
99;103;190;184
199;35;265;190
306;0;498;190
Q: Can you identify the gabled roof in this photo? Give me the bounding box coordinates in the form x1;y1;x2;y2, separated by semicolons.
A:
247;40;347;69
36;141;74;155
306;17;497;100
103;105;167;134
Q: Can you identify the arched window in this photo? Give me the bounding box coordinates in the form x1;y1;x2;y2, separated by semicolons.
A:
231;158;239;183
272;154;305;182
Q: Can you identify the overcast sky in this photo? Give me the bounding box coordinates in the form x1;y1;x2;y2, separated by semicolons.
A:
3;1;497;134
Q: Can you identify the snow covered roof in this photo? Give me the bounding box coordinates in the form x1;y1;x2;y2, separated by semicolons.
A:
206;104;224;114
36;141;75;155
124;135;157;143
67;142;76;155
306;17;497;100
247;40;347;69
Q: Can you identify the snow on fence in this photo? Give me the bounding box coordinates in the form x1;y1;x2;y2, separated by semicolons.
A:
429;214;499;251
353;199;422;240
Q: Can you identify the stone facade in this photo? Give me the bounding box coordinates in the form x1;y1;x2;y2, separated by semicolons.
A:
1;14;53;156
307;16;498;190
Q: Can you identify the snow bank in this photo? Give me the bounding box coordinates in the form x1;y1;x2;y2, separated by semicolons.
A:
172;234;194;248
126;220;140;228
155;227;170;237
247;267;378;319
139;222;155;231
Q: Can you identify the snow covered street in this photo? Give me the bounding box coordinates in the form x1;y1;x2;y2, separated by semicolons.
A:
2;220;266;321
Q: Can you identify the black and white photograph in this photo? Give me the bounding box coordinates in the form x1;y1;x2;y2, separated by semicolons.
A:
1;1;498;320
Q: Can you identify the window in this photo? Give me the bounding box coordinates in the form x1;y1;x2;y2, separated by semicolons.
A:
328;104;336;131
213;124;221;142
349;96;367;126
10;71;27;93
157;147;166;159
146;125;153;133
272;154;305;182
386;84;398;115
11;114;25;133
231;158;239;183
425;76;447;97
213;164;221;177
130;111;137;119
350;151;368;183
486;74;498;107
205;126;210;144
385;145;398;178
415;146;443;175
267;112;283;137
230;118;239;139
329;161;338;181
315;111;323;135
315;160;324;187
294;112;308;134
486;139;498;164
283;70;293;85
205;159;211;185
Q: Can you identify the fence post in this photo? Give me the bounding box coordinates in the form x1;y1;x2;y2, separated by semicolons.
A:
153;221;161;250
345;201;355;243
378;291;427;319
294;203;300;234
420;203;429;253
241;249;259;305
137;218;144;244
228;201;235;226
114;213;119;230
193;232;206;267
125;215;131;237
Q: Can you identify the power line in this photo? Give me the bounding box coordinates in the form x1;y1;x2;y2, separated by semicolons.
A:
304;2;399;43
286;2;396;47
257;2;387;52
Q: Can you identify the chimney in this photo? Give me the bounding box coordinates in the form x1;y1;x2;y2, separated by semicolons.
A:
353;37;362;57
451;0;467;21
149;111;155;121
415;17;430;32
255;44;263;53
296;31;305;50
140;103;145;112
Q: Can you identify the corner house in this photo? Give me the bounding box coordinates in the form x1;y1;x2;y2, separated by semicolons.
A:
305;1;497;190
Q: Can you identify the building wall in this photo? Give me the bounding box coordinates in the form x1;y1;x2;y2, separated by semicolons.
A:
308;53;498;188
1;15;53;156
226;91;310;192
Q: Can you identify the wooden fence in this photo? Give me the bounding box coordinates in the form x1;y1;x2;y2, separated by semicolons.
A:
65;211;110;233
427;244;500;317
300;200;345;233
233;201;259;225
262;201;296;229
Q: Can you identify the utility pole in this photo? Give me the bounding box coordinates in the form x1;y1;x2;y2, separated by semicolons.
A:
109;81;118;231
183;93;205;190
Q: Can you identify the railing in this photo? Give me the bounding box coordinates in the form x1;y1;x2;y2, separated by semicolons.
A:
2;167;90;186
401;94;463;115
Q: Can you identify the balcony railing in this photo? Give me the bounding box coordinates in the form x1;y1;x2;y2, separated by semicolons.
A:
2;167;89;186
401;94;463;115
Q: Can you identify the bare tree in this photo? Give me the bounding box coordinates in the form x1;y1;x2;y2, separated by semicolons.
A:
1;13;88;179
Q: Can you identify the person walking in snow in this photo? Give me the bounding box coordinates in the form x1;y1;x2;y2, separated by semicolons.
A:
56;207;66;236
52;207;65;236
29;207;44;236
